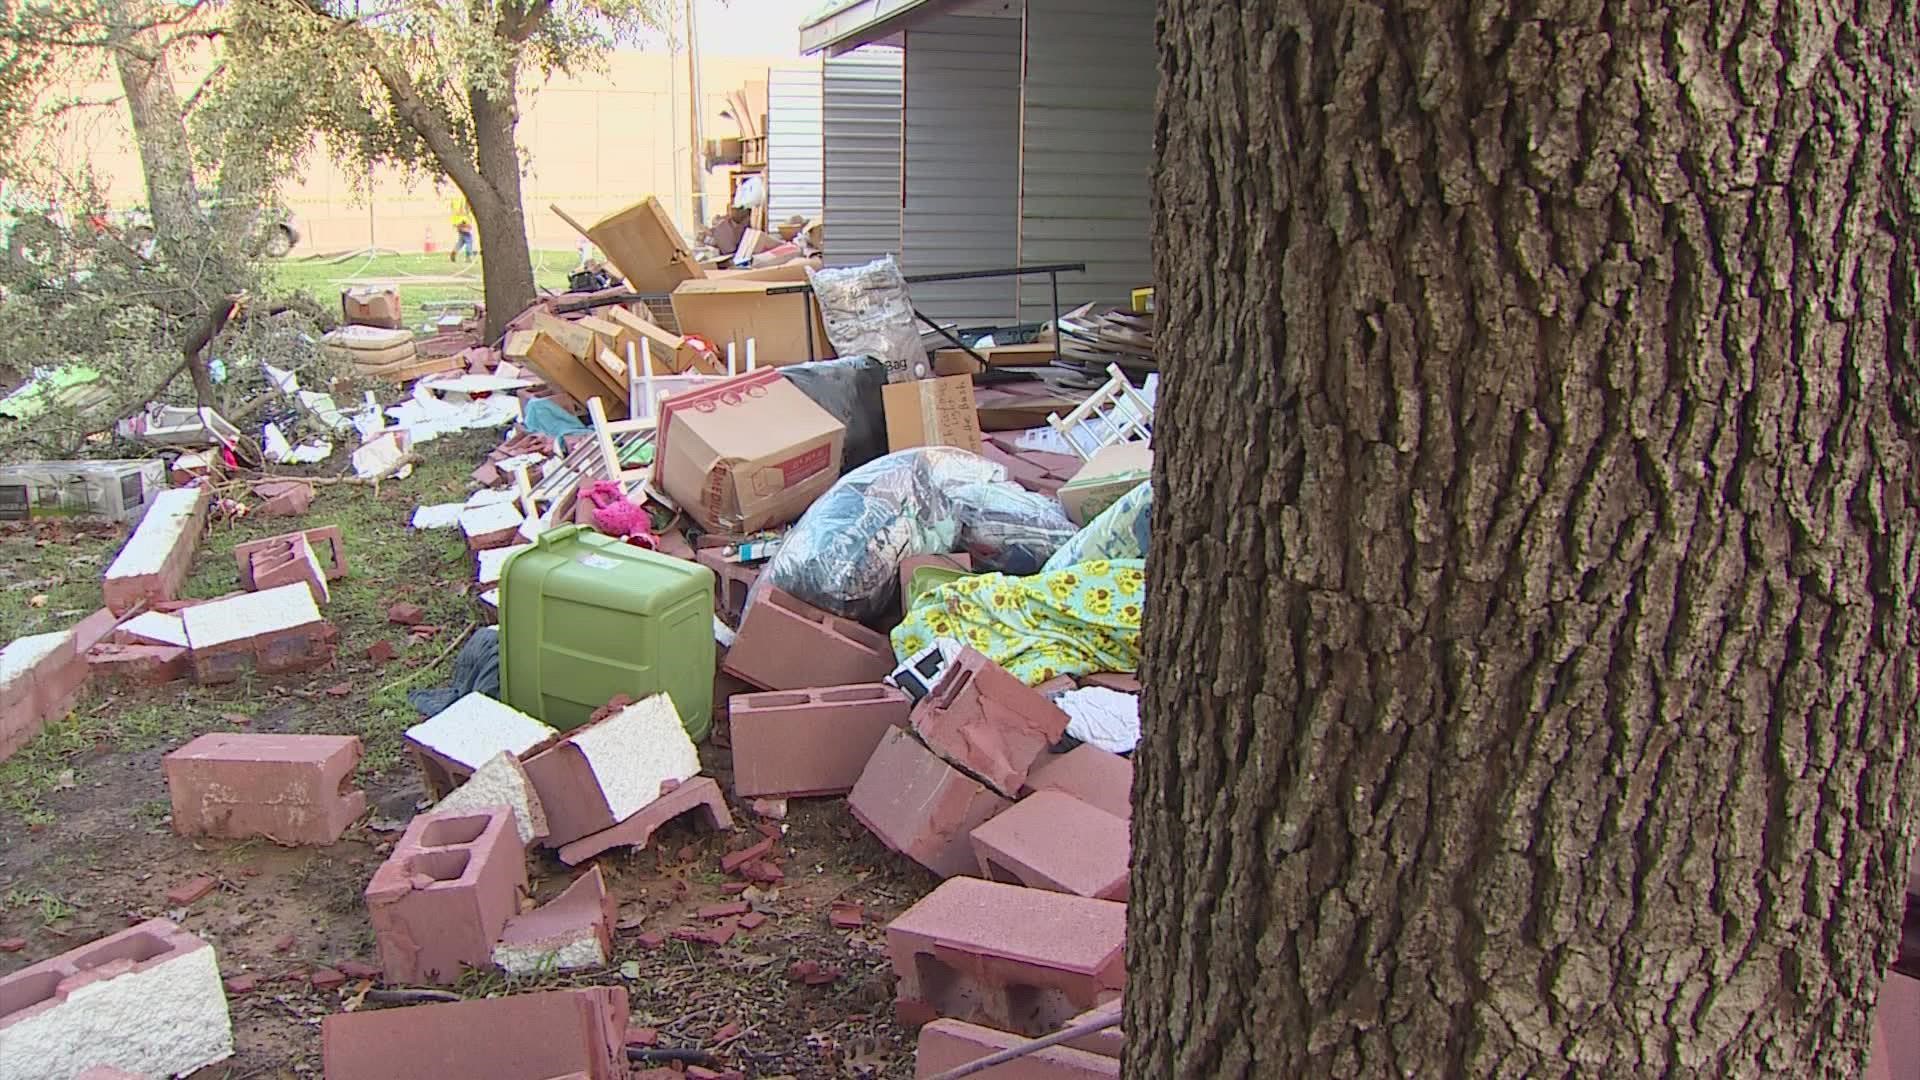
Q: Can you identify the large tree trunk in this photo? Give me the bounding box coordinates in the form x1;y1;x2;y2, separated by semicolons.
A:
1129;2;1920;1077
466;70;536;343
111;22;200;251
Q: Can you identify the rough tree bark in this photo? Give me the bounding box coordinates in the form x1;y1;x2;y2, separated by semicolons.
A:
1129;2;1920;1077
111;18;200;251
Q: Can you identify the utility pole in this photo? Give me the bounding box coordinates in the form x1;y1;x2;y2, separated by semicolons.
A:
685;0;706;236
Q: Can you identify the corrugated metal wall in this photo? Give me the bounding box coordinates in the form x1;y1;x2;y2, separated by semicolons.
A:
902;14;1021;325
1018;0;1155;320
767;67;825;226
822;47;903;268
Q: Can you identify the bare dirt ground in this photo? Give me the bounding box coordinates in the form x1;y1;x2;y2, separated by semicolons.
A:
0;432;931;1078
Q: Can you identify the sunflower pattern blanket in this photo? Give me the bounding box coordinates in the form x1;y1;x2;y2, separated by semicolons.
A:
890;559;1146;686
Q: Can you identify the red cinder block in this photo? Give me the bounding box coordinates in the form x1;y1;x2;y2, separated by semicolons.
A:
1872;970;1920;1080
1059;997;1124;1059
182;585;336;684
722;588;895;691
519;696;700;847
493;866;617;975
556;775;733;866
102;486;209;614
0;918;233;1077
910;648;1069;798
970;791;1128;901
1032;674;1078;697
364;806;526;984
321;986;629;1080
1079;672;1139;694
252;479;314;517
915;1018;1119;1079
248;533;330;605
233;525;348;590
695;550;761;628
1024;745;1133;821
0;626;91;764
849;727;1010;878
887;877;1125;1036
730;683;911;798
86;642;188;686
164;733;367;845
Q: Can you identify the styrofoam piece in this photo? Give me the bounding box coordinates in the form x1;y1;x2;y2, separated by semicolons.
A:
0;921;234;1078
570;695;699;821
406;692;557;771
180;584;322;651
411;502;466;530
120;610;188;647
350;430;410;479
103;487;203;581
476;544;532;586
459;501;524;541
420;374;535;397
433;751;549;843
478;589;499;612
464;488;520;508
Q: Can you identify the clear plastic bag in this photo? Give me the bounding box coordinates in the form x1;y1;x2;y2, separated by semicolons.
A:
1044;480;1151;570
807;257;929;382
750;448;1078;620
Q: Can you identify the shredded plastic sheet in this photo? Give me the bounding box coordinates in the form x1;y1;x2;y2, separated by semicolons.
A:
891;559;1145;685
750;448;1078;621
807;257;929;382
1045;480;1151;570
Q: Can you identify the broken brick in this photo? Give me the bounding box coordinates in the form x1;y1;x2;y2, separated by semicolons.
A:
103;486;210;614
737;912;767;931
554;774;732;867
0;937;24;952
740;862;785;884
786;959;842;986
636;931;667;951
699;901;749;921
848;727;1011;878
166;875;218;906
910;648;1070;798
311;967;345;990
321;986;628;1080
336;959;381;980
626;1026;660;1047
223;973;258;994
86;642;189;686
829;904;865;930
720;837;774;874
367;640;396;664
387;602;426;626
493;865;617;976
272;933;296;953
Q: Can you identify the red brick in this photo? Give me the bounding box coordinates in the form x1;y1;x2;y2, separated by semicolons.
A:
829;904;864;930
387;602;426;626
626;1025;660;1046
252;479;314;518
86;642;188;686
102;486;209;614
337;959;381;979
165;733;367;845
910;648;1069;798
0;625;92;764
493;866;617;975
914;1018;1119;1078
722;588;895;691
368;639;396;664
1032;674;1078;697
181;586;335;684
311;967;346;990
555;775;733;866
787;959;841;985
364;806;526;984
699;901;750;920
887;877;1125;1036
737;912;767;930
848;728;1011;878
898;553;975;609
273;933;296;952
696;549;761;627
1023;745;1133;821
233;525;348;589
636;931;667;950
720;837;774;874
729;683;911;799
0;937;23;952
1078;672;1139;694
166;875;218;906
970;791;1129;901
224;973;259;994
321;987;629;1080
739;861;784;884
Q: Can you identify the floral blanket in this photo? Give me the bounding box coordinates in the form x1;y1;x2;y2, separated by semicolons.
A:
890;559;1145;685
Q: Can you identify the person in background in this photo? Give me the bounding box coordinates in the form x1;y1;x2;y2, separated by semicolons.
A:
449;195;477;262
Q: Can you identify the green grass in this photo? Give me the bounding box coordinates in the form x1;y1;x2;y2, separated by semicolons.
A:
272;250;581;332
0;429;503;828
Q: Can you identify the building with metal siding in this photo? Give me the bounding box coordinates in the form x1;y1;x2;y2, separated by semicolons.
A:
766;67;826;226
822;47;904;268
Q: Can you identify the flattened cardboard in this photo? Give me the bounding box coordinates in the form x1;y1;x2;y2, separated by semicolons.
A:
883;376;985;455
654;370;845;534
1059;442;1152;525
567;197;703;294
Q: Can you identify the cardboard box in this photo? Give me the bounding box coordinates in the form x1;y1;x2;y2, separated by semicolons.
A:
932;341;1059;377
654;369;844;534
605;307;719;375
883;376;984;455
503;329;606;410
562;197;703;295
1058;442;1152;525
342;287;402;329
670;278;835;367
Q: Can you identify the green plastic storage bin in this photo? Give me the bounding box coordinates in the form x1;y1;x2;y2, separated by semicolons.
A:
498;525;716;738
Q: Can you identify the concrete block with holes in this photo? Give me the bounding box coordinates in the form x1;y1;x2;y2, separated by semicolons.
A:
164;732;367;845
729;683;911;798
364;806;527;984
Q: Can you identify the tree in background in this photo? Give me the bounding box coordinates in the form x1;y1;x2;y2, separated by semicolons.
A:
209;0;669;340
1131;1;1920;1076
